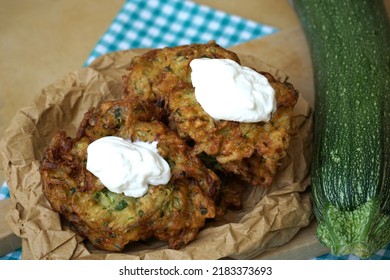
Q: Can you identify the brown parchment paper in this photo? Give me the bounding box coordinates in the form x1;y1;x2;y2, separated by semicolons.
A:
0;50;313;260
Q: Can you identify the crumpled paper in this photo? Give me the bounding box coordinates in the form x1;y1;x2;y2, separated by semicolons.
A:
0;50;313;260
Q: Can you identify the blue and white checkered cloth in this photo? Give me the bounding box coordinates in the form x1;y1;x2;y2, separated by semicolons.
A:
0;248;22;261
0;181;9;201
84;0;276;66
2;0;390;260
0;182;22;260
316;247;390;260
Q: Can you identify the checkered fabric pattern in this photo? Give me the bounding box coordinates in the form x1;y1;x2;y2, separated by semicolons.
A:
0;181;9;200
0;248;22;261
0;182;22;260
84;0;277;66
315;245;390;260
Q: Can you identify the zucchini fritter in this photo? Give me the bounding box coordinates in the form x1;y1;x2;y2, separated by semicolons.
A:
123;41;299;187
40;100;220;251
40;42;299;252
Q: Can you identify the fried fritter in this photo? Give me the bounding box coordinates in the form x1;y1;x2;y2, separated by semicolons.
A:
40;100;220;251
40;42;299;252
123;41;299;187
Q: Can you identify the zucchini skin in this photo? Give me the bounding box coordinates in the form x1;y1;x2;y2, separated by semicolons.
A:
293;0;390;258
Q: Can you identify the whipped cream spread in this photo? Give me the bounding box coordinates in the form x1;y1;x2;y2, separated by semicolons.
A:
86;136;171;198
190;58;276;123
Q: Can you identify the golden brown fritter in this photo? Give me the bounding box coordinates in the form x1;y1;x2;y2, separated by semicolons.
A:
40;100;220;251
123;42;299;187
40;42;299;252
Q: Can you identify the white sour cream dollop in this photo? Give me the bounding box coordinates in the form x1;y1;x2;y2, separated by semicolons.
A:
86;136;171;198
190;58;276;123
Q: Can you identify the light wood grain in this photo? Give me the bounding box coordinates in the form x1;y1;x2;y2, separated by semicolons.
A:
195;0;299;29
0;0;125;183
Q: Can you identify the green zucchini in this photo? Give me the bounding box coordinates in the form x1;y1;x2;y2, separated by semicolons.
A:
293;0;390;258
